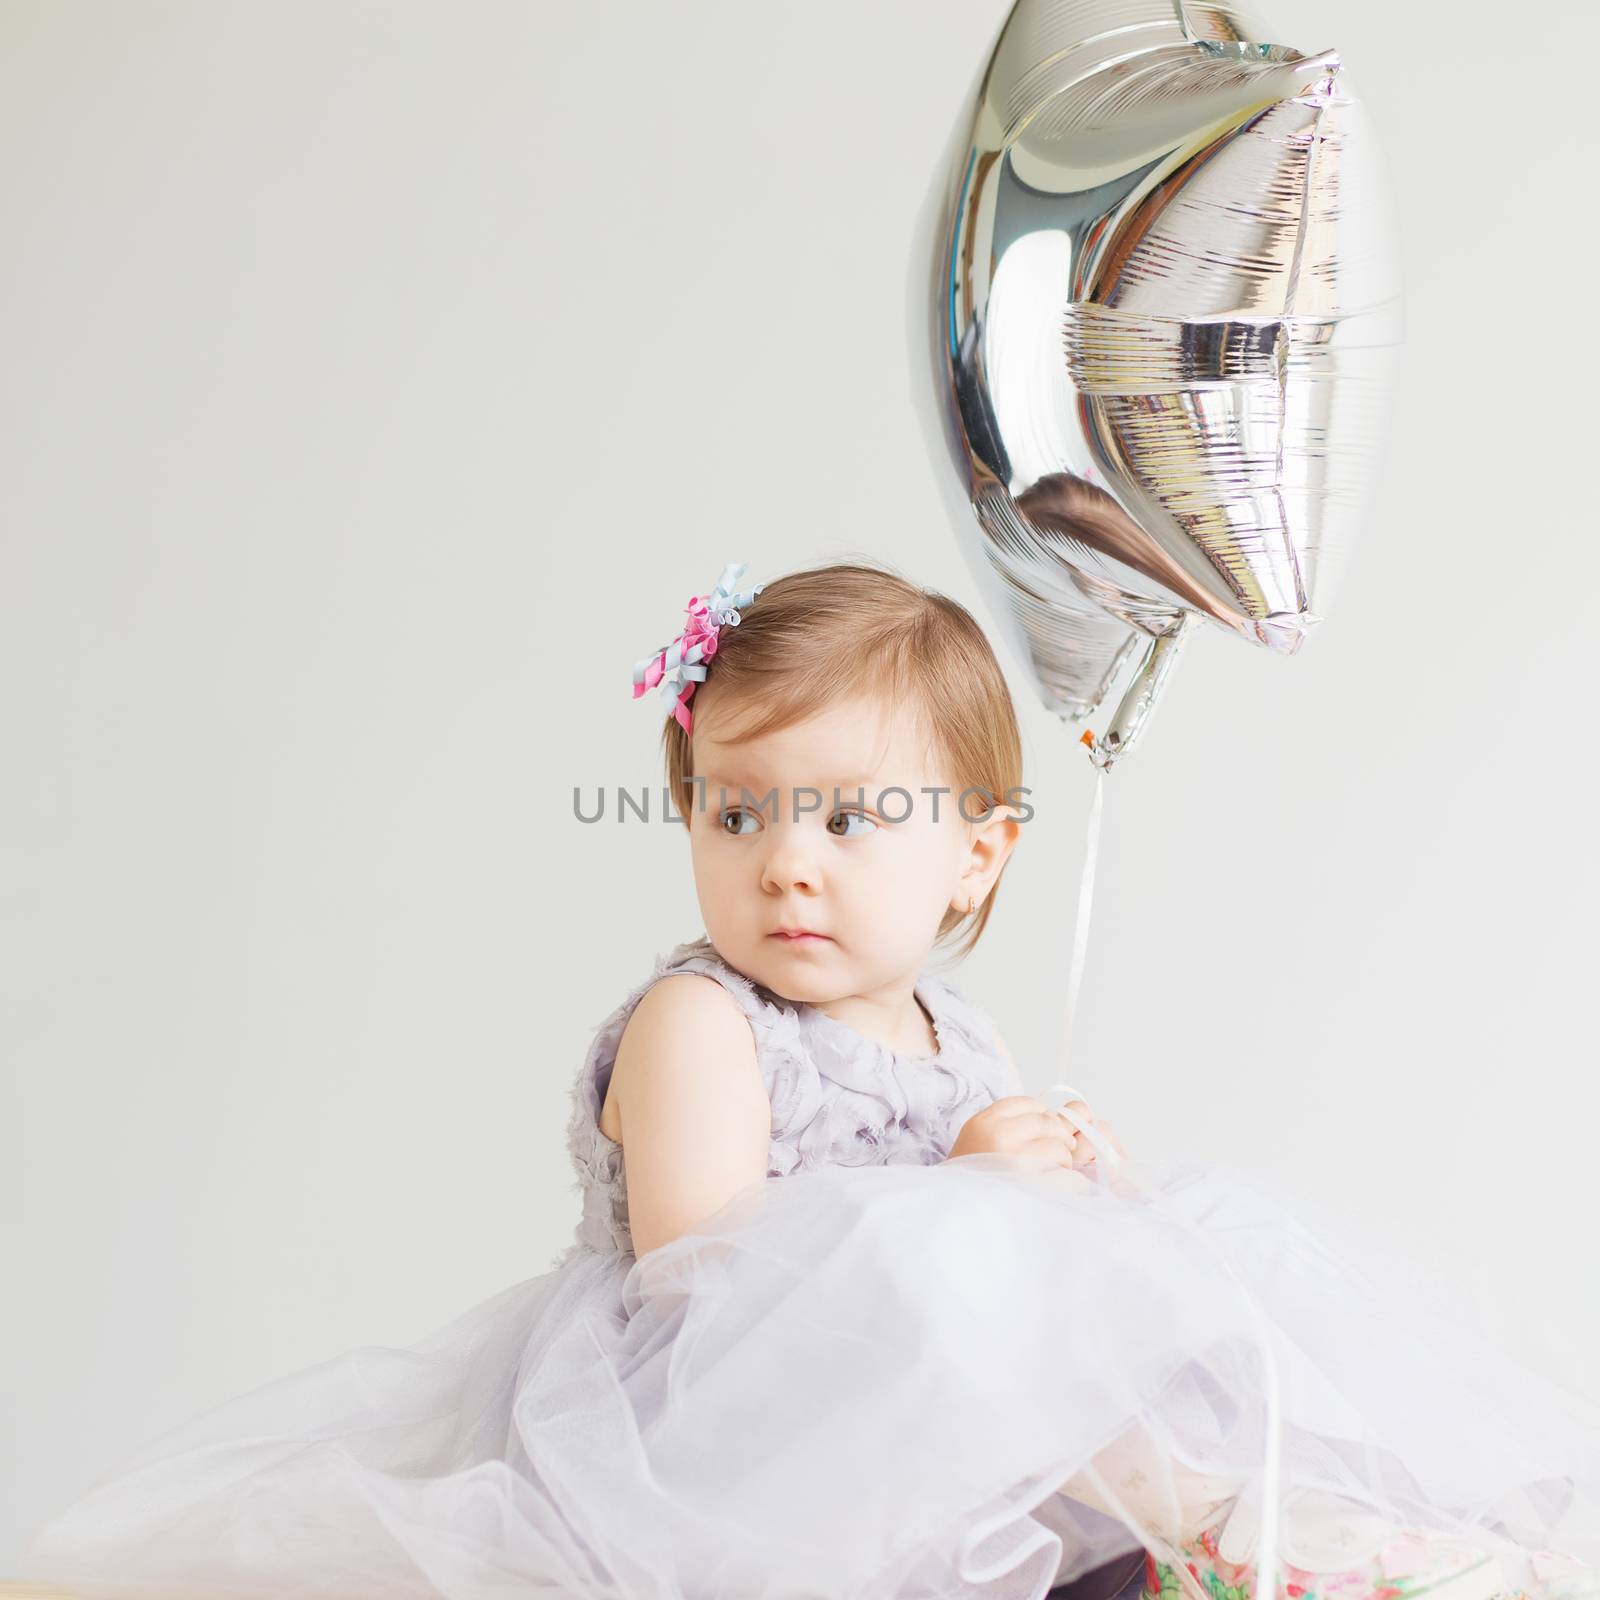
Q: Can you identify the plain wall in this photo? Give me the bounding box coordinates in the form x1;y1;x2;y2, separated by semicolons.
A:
3;0;1597;1564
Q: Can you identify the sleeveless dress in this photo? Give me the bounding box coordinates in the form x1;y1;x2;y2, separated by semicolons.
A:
17;938;1600;1600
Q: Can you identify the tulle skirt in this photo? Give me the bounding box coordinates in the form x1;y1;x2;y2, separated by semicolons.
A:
18;1151;1600;1600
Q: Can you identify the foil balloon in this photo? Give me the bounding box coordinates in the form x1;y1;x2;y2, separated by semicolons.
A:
911;0;1402;768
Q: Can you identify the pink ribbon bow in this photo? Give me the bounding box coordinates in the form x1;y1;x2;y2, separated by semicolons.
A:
631;561;764;734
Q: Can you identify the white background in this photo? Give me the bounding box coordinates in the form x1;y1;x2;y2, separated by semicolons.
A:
3;0;1597;1566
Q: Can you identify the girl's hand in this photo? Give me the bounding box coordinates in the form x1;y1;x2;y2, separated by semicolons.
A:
983;1038;1130;1169
947;1095;1088;1169
948;1095;1131;1174
1064;1108;1129;1167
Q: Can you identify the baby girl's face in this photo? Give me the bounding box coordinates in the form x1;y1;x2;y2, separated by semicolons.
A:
685;685;1000;1005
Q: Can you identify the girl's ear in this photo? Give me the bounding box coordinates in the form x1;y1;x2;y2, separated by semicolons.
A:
950;804;1023;913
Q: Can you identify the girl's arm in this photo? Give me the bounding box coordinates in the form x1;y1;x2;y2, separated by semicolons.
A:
608;973;770;1257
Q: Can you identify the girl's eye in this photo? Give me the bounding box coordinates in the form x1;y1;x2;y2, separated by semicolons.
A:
719;808;761;836
826;809;878;838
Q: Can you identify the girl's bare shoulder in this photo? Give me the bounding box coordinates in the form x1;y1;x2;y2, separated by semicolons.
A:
600;973;758;1145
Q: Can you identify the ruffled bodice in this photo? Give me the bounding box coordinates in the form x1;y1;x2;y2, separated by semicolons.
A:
560;937;1017;1262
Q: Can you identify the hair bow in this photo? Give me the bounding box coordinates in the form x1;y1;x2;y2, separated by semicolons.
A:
631;561;764;734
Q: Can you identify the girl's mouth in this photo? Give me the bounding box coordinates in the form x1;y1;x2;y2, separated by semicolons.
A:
770;930;830;944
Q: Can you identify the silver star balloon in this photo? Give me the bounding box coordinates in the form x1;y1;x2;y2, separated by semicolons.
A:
912;0;1402;767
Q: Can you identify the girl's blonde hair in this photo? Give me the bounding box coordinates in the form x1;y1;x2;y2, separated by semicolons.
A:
656;559;1023;962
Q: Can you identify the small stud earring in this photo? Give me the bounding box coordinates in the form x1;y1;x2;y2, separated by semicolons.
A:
966;895;976;915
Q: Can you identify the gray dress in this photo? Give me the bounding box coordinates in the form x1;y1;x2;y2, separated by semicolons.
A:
20;939;1600;1600
561;935;1020;1264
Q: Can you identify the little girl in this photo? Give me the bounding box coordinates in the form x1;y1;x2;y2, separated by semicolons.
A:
19;561;1600;1600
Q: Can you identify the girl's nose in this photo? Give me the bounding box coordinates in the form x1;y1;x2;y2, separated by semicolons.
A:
759;828;823;896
